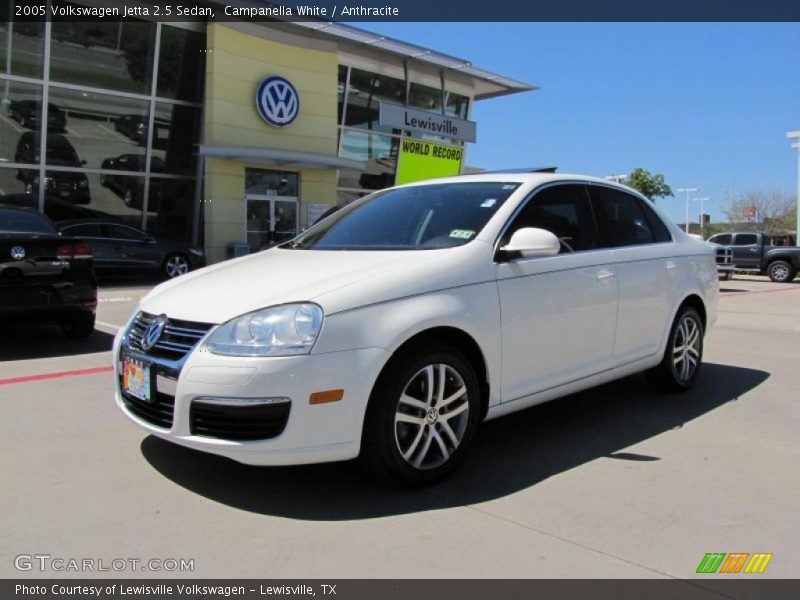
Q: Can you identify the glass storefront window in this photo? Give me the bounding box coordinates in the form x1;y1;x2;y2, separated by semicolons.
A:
46;87;150;172
50;15;156;95
409;81;442;113
338;130;398;191
0;80;42;165
157;26;205;103
49;171;144;226
153;102;201;175
0;164;30;196
0;8;45;79
145;177;195;242
445;91;469;119
245;169;298;196
344;67;405;134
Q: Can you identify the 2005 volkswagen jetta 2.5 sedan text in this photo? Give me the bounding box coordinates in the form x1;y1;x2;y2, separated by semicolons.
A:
114;172;718;485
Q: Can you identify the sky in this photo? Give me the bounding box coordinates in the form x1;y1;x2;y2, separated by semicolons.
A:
354;22;800;226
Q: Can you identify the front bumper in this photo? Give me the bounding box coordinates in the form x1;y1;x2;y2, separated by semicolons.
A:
113;331;389;466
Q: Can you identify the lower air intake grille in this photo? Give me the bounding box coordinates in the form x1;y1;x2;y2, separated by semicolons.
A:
190;400;291;441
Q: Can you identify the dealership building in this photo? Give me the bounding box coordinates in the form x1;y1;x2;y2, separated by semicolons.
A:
0;3;534;262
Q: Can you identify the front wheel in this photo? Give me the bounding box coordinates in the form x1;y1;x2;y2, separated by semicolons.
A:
361;346;481;486
767;260;795;283
162;253;190;279
647;306;704;393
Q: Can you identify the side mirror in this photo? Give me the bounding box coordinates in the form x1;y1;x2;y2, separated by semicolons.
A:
500;227;560;258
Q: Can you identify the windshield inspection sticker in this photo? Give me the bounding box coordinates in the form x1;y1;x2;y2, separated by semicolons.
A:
480;198;497;208
450;229;476;240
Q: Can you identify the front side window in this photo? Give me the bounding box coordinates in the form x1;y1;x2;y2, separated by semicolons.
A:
590;186;658;247
106;225;146;241
501;184;597;253
709;233;732;245
62;223;103;237
290;182;519;251
734;233;758;246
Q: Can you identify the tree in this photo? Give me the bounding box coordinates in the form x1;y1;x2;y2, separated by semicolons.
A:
722;189;795;235
623;168;673;203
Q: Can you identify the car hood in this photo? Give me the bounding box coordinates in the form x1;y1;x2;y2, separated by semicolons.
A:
139;247;465;324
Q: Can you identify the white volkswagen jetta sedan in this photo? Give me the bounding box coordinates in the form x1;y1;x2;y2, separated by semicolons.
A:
115;173;717;485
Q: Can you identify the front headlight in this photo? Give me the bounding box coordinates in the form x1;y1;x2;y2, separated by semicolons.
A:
206;303;323;357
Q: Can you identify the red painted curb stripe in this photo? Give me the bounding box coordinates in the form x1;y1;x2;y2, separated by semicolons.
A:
0;366;113;386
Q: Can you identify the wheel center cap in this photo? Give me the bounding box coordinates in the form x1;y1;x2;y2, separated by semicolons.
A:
426;407;439;425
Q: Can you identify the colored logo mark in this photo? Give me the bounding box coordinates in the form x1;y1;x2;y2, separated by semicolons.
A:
696;552;773;574
256;76;300;127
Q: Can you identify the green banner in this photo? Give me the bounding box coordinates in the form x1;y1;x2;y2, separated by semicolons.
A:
395;139;464;185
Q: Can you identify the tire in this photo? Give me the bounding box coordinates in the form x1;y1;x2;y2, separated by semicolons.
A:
647;306;704;393
162;253;190;279
361;345;482;486
61;312;95;339
767;260;795;283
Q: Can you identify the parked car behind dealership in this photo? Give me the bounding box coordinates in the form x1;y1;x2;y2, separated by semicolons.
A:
7;100;67;131
113;172;718;485
0;204;96;338
57;219;205;280
15;133;90;204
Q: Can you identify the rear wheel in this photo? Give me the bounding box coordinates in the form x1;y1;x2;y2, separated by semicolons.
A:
647;306;704;393
361;346;481;486
62;312;95;339
767;260;795;283
162;253;190;279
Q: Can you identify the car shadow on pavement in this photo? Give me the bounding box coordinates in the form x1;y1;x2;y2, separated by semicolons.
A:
141;362;769;521
0;323;115;361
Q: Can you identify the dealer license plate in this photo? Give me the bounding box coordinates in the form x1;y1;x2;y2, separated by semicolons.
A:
122;357;152;402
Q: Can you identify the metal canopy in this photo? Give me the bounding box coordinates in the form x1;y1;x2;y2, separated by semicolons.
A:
198;145;366;170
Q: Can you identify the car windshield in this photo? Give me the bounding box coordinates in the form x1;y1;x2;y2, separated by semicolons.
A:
288;181;520;251
0;209;56;234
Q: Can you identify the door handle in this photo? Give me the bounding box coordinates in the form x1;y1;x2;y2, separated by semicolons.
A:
666;261;678;271
597;269;615;282
749;248;758;252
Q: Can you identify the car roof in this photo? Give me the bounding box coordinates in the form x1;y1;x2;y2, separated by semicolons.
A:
397;171;642;192
0;202;41;214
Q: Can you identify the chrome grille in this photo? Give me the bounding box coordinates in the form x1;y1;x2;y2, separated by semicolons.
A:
125;311;214;361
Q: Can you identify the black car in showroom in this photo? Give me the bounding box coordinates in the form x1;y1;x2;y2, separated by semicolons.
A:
99;154;163;208
56;219;205;279
7;100;67;131
0;205;97;338
15;132;90;204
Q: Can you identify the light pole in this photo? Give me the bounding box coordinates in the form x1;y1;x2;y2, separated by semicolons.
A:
788;131;800;246
676;187;698;234
694;197;710;238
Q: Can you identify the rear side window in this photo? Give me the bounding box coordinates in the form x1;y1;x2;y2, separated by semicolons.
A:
107;225;147;241
734;233;758;246
710;234;732;245
502;184;597;252
0;209;55;234
62;223;103;237
590;186;659;247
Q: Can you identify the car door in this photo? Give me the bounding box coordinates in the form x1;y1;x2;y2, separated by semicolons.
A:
588;185;677;363
104;224;159;268
495;183;618;402
731;233;761;269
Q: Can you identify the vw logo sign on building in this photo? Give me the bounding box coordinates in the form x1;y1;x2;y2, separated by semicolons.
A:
256;76;300;127
10;246;26;260
142;314;168;351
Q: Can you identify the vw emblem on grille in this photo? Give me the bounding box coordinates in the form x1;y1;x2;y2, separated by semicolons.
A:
256;76;300;127
10;246;26;260
142;314;168;351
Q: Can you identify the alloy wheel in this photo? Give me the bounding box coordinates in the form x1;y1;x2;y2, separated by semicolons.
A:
394;363;470;470
672;315;701;382
165;255;189;278
770;263;789;282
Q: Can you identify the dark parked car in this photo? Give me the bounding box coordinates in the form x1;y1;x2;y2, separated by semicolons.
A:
0;204;97;337
0;193;115;222
7;100;67;131
100;154;163;208
56;219;205;279
113;115;169;147
707;231;800;283
15;132;90;204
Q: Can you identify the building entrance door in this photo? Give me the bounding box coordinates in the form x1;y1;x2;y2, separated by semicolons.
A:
245;194;298;251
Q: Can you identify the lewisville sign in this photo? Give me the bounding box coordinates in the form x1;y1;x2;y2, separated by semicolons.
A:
379;102;477;143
